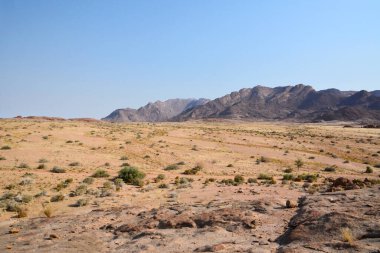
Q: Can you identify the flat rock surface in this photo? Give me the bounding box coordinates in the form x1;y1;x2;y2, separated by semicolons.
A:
1;188;379;252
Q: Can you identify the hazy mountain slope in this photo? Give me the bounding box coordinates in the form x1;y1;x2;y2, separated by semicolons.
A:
102;98;209;122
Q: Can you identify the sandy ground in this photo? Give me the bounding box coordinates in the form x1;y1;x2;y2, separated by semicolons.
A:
0;119;379;252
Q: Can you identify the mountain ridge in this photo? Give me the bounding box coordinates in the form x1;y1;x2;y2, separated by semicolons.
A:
103;84;380;122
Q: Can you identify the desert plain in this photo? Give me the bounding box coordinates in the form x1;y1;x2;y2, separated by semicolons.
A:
0;118;379;252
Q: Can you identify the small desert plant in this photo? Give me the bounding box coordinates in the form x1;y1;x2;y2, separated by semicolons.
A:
227;164;234;167
51;166;66;173
68;162;80;167
18;163;29;169
284;167;293;173
158;183;169;188
19;177;33;185
176;161;185;165
21;194;33;203
220;178;235;186
295;159;304;171
75;198;89;207
43;206;54;218
0;156;6;160
118;166;145;186
183;166;202;175
1;145;11;150
365;166;373;173
155;174;165;182
324;166;337;172
340;227;354;244
234;175;245;184
50;194;65;202
5;184;15;190
73;184;87;196
83;177;94;184
204;178;216;184
92;169;109;178
38;158;48;163
114;178;124;191
164;164;179;171
103;181;113;189
247;178;257;183
36;164;46;169
120;155;129;160
258;173;273;180
282;174;294;181
16;206;28;218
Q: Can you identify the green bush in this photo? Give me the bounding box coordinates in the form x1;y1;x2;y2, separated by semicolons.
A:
118;166;145;186
282;174;294;181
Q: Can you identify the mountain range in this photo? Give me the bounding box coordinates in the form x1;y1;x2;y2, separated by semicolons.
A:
102;84;380;122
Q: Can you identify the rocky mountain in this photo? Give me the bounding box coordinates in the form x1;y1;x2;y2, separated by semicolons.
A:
102;98;210;122
174;84;380;122
103;84;380;122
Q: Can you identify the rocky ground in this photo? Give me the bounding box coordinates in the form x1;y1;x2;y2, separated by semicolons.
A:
1;187;379;252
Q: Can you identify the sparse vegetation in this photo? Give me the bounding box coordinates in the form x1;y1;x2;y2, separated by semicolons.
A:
51;166;66;173
118;166;145;186
50;194;65;202
92;169;110;178
183;165;202;175
341;227;354;244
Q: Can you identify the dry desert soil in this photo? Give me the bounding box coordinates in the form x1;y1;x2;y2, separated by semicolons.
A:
0;119;379;252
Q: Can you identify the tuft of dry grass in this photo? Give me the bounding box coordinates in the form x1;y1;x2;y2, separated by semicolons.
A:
16;206;28;218
43;206;54;218
341;227;354;245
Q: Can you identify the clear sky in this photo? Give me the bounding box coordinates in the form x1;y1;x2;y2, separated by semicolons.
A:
1;0;379;119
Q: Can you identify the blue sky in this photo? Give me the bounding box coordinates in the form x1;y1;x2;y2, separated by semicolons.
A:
1;0;379;118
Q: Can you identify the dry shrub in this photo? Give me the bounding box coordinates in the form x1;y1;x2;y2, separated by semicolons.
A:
341;227;354;245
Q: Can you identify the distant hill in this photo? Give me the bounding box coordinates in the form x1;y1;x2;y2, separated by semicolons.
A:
103;85;380;122
102;98;210;122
